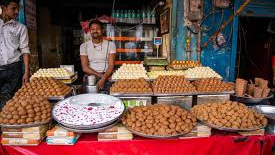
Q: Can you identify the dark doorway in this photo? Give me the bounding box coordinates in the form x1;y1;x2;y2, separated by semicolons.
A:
236;17;275;86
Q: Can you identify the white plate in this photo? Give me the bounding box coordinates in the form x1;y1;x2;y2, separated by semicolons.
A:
52;94;125;129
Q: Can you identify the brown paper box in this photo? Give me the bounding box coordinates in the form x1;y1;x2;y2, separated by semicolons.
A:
262;88;270;98
235;78;247;97
254;87;263;98
259;80;268;89
247;84;255;96
255;77;264;86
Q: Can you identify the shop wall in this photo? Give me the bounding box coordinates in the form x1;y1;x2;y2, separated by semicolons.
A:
172;0;275;82
161;0;173;61
25;0;39;73
38;8;63;68
171;0;233;81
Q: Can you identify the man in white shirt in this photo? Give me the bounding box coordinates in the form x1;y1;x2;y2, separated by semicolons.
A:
80;20;116;92
0;0;30;107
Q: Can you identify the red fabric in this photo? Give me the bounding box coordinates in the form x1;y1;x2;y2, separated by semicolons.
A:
272;56;275;66
1;133;274;155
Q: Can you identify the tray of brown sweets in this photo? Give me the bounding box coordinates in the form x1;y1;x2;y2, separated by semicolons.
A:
193;78;235;95
153;75;197;96
191;101;267;132
0;96;52;128
110;78;153;97
122;104;197;138
14;77;72;100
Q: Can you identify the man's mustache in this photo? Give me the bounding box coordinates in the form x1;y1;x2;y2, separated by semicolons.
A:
92;32;99;35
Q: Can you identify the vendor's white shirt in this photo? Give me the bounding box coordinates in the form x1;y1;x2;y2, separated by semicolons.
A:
0;18;30;66
80;40;116;72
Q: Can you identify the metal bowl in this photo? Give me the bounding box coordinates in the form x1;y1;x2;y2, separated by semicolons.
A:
198;120;266;132
58;119;120;133
0;120;52;129
230;93;273;105
52;94;125;129
125;126;191;139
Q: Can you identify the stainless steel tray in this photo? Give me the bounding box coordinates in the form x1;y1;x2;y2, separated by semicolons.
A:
167;65;198;70
110;78;151;82
198;120;266;132
0;120;52;129
110;92;153;97
198;91;235;95
58;119;120;133
53;73;77;80
253;105;275;120
153;92;198;96
230;93;273;104
52;94;125;129
153;91;234;97
125;126;191;139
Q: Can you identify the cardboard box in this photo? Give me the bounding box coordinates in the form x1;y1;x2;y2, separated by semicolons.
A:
2;128;47;139
179;124;211;139
46;134;81;145
47;125;76;137
1;124;48;133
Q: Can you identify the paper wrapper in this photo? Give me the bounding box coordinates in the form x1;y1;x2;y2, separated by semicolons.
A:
262;88;270;98
247;84;255;96
235;78;247;97
254;87;263;98
259;80;268;89
255;77;264;86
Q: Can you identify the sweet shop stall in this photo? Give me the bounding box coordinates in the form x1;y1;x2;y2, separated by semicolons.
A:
1;0;275;155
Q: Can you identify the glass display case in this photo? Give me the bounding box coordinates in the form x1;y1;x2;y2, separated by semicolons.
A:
105;24;159;65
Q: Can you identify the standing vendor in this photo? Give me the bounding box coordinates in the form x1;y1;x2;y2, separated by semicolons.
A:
0;0;30;108
80;20;116;92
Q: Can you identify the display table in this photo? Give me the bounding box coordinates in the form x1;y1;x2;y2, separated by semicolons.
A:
1;133;274;155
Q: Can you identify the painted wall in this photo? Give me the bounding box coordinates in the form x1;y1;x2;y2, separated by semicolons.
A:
172;0;275;82
172;0;234;81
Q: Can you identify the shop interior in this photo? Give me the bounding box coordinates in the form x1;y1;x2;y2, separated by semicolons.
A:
37;0;164;83
236;17;275;85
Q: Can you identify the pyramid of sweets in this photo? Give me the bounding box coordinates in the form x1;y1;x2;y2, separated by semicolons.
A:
122;104;197;136
32;68;74;79
147;70;185;80
0;96;52;125
193;78;234;92
171;60;201;68
191;101;268;130
184;67;222;79
112;64;149;80
153;75;196;94
14;77;71;97
110;78;152;94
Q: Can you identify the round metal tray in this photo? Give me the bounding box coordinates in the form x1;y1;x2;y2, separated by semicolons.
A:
52;94;125;129
0;120;52;129
58;119;120;133
125;126;191;139
230;94;273;104
253;105;275;120
198;120;266;132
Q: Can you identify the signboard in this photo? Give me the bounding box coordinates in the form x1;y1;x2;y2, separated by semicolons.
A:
153;37;162;46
